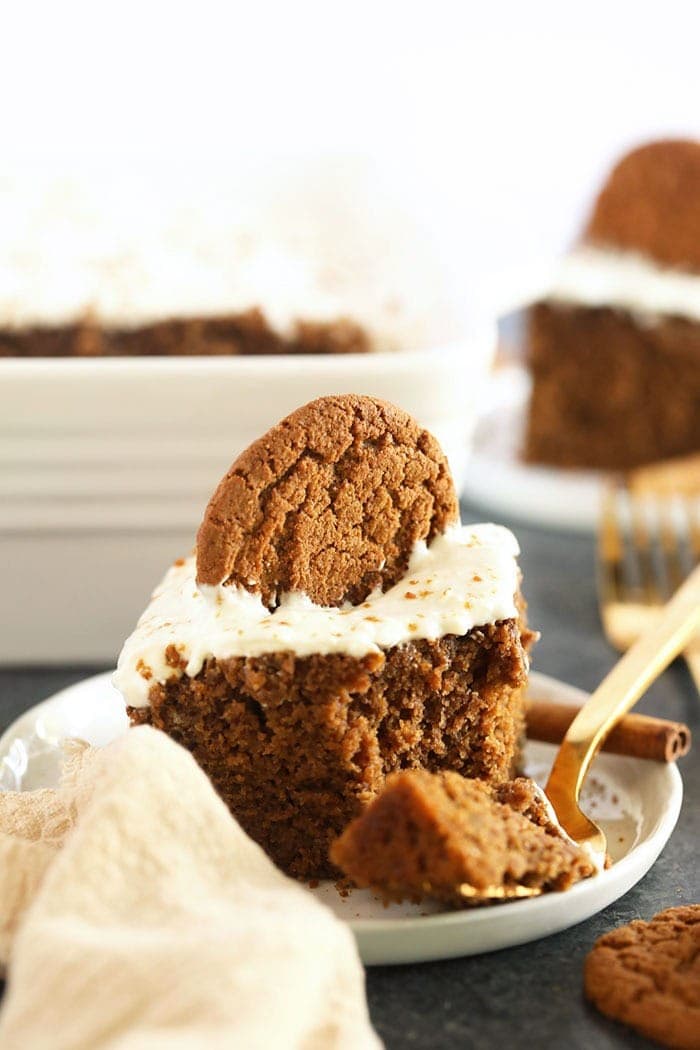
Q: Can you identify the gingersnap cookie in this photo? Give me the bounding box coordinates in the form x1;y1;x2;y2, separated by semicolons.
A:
196;394;458;608
584;904;700;1049
585;139;700;271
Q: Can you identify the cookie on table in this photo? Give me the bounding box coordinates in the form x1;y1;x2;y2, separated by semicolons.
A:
196;394;458;608
584;904;700;1050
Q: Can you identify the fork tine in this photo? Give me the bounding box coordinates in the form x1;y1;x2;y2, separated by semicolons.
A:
687;496;700;565
598;483;625;607
657;496;687;597
628;490;659;603
679;496;700;694
600;476;700;693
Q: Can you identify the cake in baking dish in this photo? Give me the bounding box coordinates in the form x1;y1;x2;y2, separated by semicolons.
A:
114;395;534;878
0;173;460;357
525;140;700;471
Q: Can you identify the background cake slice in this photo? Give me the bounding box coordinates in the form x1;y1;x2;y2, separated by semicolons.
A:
114;395;534;878
524;140;700;471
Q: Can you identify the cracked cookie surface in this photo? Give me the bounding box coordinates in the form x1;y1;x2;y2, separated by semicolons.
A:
196;394;458;608
584;904;700;1050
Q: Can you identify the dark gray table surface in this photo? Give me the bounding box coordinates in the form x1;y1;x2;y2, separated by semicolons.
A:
0;501;697;1049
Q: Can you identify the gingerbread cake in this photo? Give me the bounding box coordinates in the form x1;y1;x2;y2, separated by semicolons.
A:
114;395;533;879
0;174;459;357
524;140;700;471
331;771;595;903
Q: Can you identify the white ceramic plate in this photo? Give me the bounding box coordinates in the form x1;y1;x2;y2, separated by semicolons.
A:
461;365;607;533
0;670;682;965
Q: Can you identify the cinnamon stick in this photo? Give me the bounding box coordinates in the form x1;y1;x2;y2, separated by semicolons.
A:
526;700;691;763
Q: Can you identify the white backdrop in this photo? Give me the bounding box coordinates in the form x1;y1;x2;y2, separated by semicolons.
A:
3;0;700;322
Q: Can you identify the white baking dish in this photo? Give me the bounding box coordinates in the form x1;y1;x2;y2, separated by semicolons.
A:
0;334;494;663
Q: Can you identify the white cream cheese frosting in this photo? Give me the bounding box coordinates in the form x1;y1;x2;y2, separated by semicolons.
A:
114;523;520;709
545;245;700;323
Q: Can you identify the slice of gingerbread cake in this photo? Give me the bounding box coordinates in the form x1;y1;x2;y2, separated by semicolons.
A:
114;395;533;878
524;139;700;471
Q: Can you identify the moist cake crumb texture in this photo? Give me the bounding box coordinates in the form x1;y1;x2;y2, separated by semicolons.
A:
525;303;700;470
129;624;529;878
331;770;595;902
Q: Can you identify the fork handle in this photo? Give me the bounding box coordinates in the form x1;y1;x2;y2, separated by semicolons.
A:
546;563;700;806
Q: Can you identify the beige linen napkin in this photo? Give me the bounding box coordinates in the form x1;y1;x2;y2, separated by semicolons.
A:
0;726;380;1050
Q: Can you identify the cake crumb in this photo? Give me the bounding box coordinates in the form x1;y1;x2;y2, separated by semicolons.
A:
136;659;152;681
334;878;352;899
164;644;187;670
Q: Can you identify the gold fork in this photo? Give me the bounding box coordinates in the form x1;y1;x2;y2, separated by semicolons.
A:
543;561;700;871
599;479;700;691
460;562;700;901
